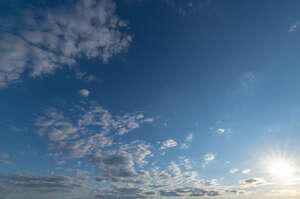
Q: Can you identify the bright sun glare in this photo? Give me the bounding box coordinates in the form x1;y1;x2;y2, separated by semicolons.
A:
266;156;296;181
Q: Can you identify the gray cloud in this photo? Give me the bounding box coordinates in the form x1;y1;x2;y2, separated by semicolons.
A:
0;159;15;166
0;153;9;159
0;0;131;87
0;174;82;193
240;178;267;187
34;101;154;160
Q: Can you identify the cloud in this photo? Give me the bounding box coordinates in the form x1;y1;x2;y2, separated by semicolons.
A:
203;153;216;167
0;153;9;159
242;169;251;174
0;174;83;193
35;101;154;160
289;21;300;32
179;157;193;170
0;0;132;87
78;89;90;97
240;71;256;88
56;160;66;165
159;187;222;198
230;168;239;174
35;108;79;142
180;143;188;149
0;159;15;166
163;0;211;16
185;133;193;142
240;178;267;187
94;187;157;199
168;162;182;177
217;128;225;134
90;142;152;185
160;139;178;150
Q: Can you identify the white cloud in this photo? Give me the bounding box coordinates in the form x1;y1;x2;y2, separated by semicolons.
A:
217;128;225;134
78;89;90;97
289;21;300;32
0;0;132;87
179;157;193;170
230;168;239;174
185;133;193;141
168;162;182;177
161;139;178;150
242;169;251;174
203;153;215;167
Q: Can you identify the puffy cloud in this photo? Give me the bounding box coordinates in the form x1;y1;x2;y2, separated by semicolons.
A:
32;101;155;168
35;108;79;142
160;139;178;150
168;162;182;177
0;0;132;87
78;89;90;97
90;152;150;184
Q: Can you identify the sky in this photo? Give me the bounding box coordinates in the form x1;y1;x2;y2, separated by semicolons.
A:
0;0;300;198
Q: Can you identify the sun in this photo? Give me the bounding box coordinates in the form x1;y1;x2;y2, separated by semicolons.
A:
265;155;296;181
267;159;295;179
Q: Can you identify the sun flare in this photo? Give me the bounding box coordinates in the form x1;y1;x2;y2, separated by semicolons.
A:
268;160;295;179
266;156;296;181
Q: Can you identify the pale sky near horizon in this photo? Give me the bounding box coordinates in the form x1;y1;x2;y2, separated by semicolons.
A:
1;0;300;198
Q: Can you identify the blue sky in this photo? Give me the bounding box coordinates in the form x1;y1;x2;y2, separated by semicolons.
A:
1;0;300;198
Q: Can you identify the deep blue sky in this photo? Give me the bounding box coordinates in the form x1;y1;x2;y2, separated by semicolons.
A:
1;0;300;198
